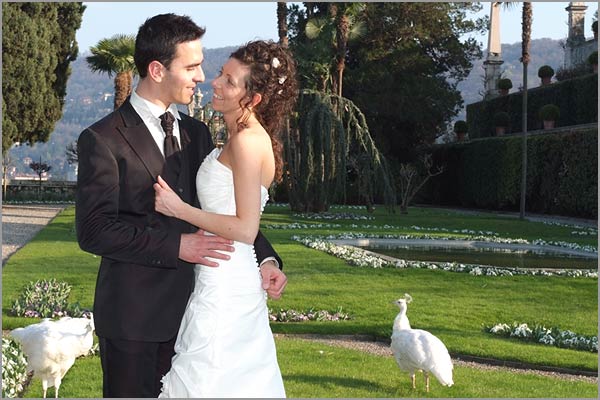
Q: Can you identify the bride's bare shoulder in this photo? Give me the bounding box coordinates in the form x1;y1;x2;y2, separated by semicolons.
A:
229;126;271;154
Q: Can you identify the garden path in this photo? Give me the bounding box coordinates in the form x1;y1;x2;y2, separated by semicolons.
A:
277;334;597;383
419;205;597;228
2;204;66;267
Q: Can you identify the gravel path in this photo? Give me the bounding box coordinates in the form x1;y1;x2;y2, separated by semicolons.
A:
276;334;598;384
2;204;66;266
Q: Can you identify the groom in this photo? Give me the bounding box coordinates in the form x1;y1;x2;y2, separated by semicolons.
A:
76;13;286;398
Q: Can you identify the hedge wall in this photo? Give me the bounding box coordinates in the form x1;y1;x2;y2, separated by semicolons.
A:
421;128;598;218
466;73;598;138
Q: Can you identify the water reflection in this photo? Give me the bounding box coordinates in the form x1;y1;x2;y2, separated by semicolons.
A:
360;244;598;270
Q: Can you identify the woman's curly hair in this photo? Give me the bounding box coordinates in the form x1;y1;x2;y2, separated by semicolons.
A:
230;40;298;183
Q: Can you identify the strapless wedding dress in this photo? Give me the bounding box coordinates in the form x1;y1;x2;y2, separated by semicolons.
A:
159;148;285;398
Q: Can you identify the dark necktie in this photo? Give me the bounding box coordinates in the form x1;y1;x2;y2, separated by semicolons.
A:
160;111;181;176
160;111;180;156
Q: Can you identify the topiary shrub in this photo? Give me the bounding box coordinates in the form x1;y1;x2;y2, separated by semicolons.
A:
493;111;510;127
538;65;555;78
538;104;560;121
497;78;513;90
555;63;594;81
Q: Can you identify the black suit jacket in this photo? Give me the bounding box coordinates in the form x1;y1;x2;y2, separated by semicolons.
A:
76;99;281;342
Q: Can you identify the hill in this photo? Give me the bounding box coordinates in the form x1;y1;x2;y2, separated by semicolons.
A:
6;39;565;180
456;38;565;120
6;47;233;180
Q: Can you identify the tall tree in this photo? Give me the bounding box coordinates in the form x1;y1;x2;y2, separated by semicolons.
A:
86;34;137;110
502;2;532;219
277;2;289;47
304;2;366;96
287;3;395;211
3;151;13;198
284;90;396;212
333;3;365;97
342;2;485;162
65;141;78;165
2;2;85;154
519;2;532;220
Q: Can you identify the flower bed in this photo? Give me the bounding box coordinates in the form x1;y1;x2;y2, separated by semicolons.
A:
269;307;351;322
292;212;375;221
11;279;92;318
486;322;598;352
1;338;29;398
264;222;342;229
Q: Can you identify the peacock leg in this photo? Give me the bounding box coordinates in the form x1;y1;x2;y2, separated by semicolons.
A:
425;372;430;393
411;373;416;389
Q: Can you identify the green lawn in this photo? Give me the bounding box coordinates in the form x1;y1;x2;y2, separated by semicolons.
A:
20;339;597;398
3;205;598;398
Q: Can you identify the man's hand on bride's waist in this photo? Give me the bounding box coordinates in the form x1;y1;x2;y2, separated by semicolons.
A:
179;229;234;267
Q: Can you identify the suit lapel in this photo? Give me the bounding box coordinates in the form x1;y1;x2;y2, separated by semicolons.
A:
176;117;194;202
179;117;192;151
117;100;164;180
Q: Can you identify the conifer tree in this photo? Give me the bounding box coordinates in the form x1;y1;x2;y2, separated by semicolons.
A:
2;2;85;154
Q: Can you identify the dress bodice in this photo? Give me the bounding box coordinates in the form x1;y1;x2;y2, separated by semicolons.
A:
196;147;269;216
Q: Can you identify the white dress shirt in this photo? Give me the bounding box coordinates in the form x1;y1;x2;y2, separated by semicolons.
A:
130;89;181;158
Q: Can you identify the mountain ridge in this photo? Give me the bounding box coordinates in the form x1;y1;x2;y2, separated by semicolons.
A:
6;39;566;179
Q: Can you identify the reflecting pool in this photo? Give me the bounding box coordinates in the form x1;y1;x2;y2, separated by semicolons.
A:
336;239;598;270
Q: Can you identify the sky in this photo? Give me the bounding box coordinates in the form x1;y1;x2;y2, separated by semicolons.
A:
76;2;598;54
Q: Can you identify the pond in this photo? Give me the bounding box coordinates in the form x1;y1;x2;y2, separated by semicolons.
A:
332;239;598;270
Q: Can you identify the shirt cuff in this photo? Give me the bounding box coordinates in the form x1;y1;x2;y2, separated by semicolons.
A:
259;256;279;269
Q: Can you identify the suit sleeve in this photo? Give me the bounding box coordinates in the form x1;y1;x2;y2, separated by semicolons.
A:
75;128;180;268
254;230;283;270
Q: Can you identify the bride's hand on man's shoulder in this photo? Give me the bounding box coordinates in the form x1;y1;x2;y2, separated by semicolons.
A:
154;175;182;217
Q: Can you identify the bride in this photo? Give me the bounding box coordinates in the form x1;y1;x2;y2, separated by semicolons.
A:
153;40;298;398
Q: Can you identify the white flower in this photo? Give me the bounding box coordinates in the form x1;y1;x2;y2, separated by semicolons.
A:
271;57;280;68
539;333;556;345
490;323;511;334
511;323;533;338
278;76;287;85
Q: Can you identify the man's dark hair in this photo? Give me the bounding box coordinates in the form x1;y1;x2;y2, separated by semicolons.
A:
134;13;206;78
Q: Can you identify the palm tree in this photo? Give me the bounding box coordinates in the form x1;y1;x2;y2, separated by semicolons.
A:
502;2;532;220
519;2;532;220
305;3;366;97
277;2;288;48
333;3;365;98
86;34;136;110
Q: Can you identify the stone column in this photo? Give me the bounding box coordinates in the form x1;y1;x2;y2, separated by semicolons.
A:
565;2;588;67
483;2;504;99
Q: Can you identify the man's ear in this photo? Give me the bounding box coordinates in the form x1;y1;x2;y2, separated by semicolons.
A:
148;61;164;83
250;93;262;108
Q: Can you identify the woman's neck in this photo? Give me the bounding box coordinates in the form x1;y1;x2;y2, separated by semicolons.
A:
224;112;259;136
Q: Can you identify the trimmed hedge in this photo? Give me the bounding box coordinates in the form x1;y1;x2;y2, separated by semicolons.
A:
420;128;597;218
467;74;597;138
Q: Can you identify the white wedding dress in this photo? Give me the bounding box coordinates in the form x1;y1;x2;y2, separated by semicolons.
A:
159;148;285;398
